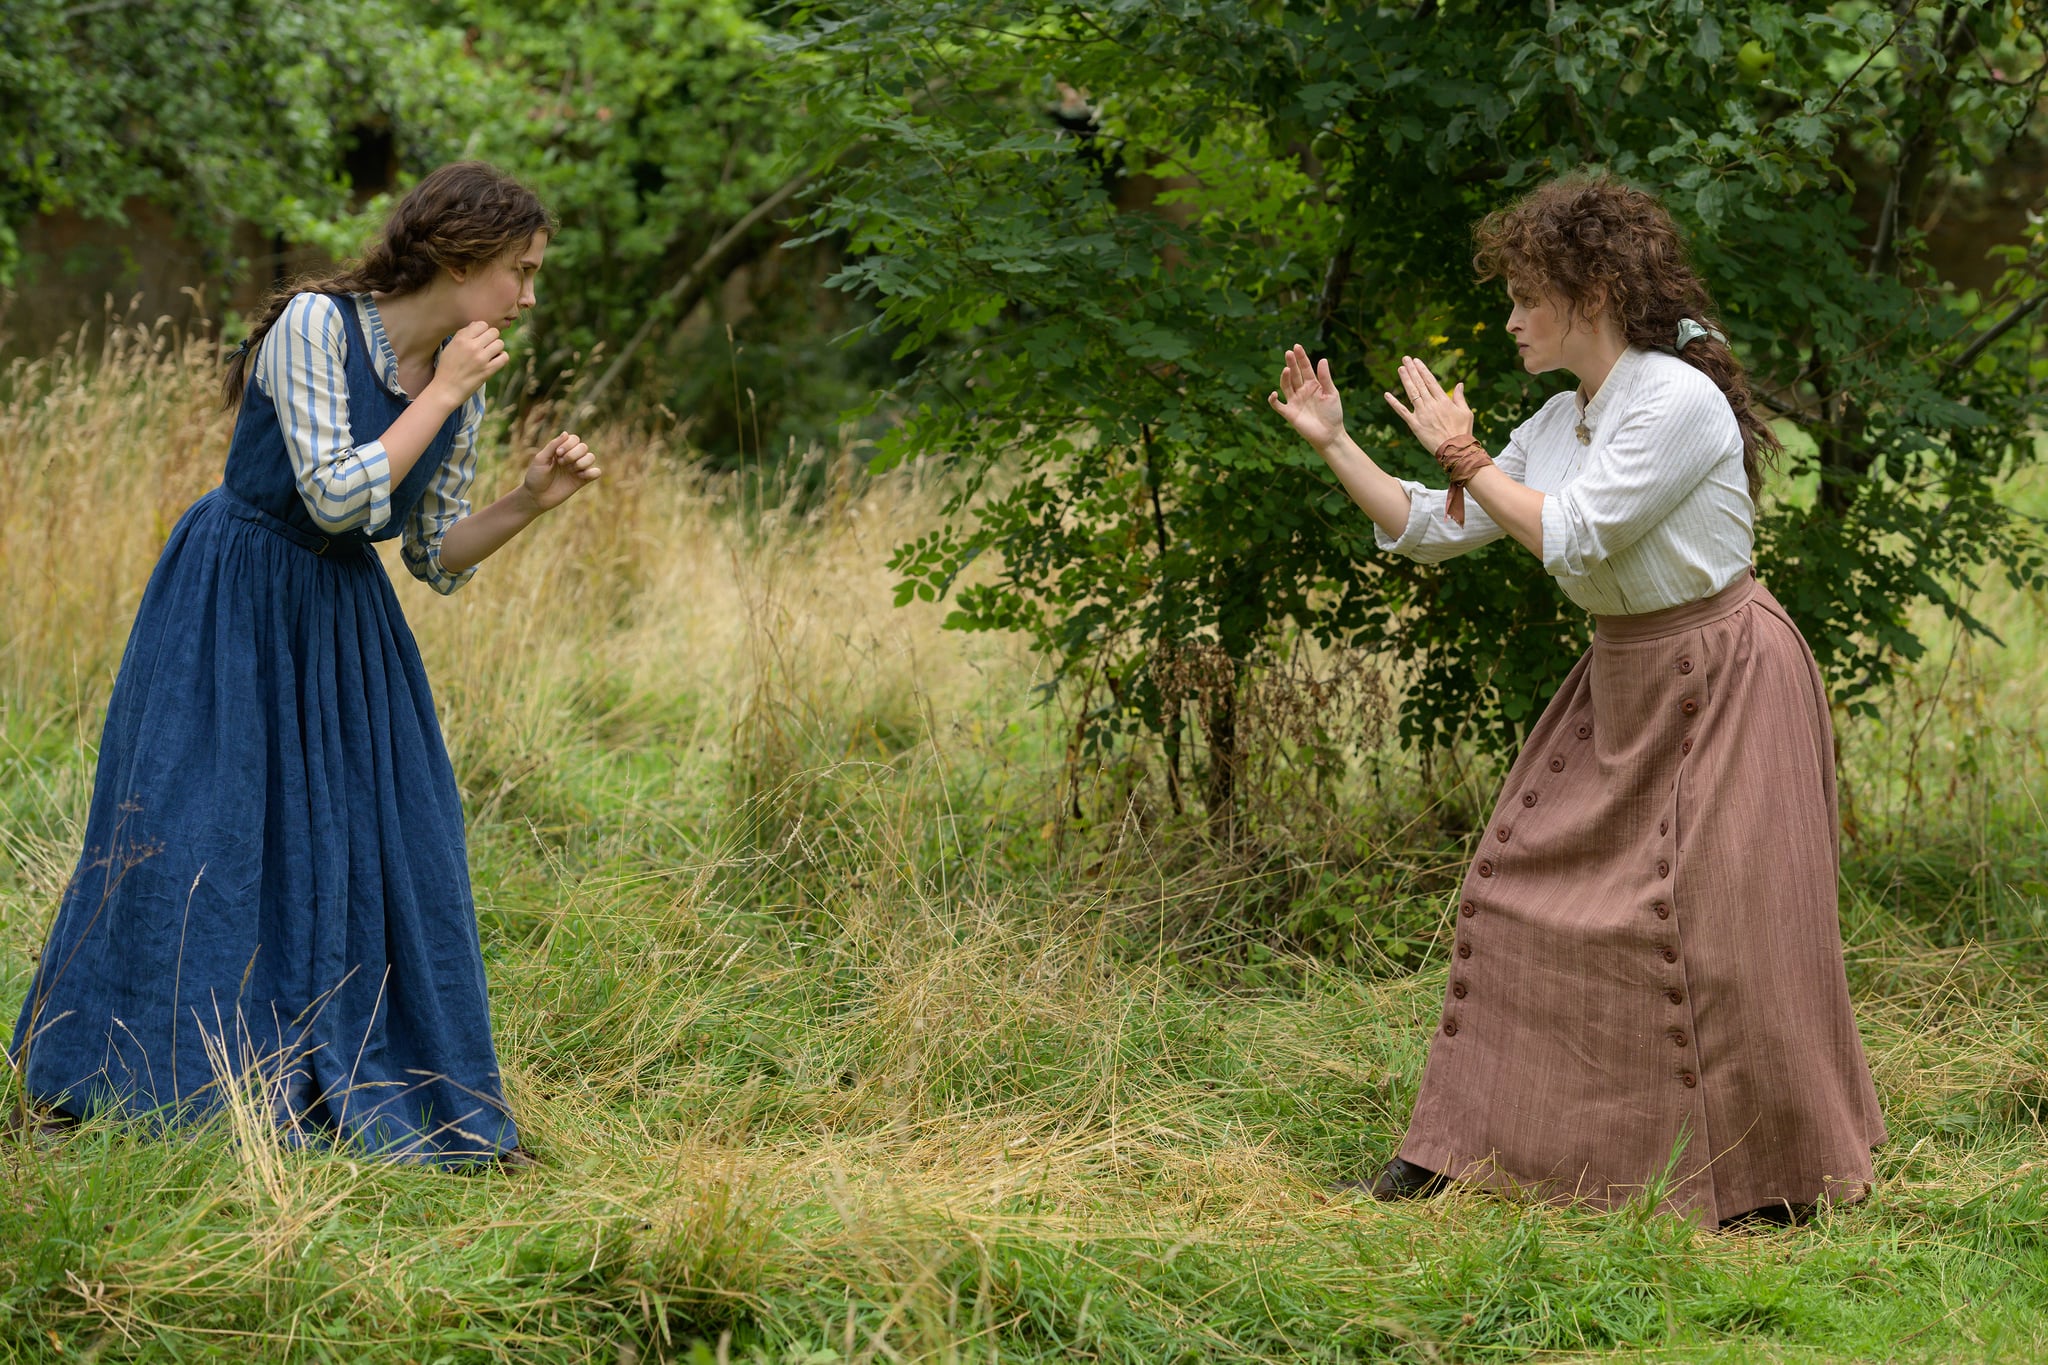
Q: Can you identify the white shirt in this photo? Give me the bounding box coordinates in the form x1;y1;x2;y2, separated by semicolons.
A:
254;292;483;594
1375;346;1754;616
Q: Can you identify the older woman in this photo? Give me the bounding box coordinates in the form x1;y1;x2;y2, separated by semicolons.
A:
1269;174;1884;1227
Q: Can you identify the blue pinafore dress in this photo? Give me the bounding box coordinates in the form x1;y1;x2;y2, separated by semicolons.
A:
11;297;518;1163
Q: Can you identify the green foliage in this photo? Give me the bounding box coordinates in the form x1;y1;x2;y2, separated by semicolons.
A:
0;0;480;280
453;0;835;434
1;0;890;459
777;0;2048;802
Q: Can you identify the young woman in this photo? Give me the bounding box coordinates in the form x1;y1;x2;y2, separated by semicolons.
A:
1269;175;1885;1227
12;162;601;1165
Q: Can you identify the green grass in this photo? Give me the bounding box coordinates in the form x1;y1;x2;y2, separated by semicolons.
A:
0;327;2044;1362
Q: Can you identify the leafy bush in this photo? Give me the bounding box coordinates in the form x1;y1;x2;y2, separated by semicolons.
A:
778;0;2048;822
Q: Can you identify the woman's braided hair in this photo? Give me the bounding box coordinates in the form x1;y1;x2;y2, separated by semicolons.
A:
222;161;556;408
1472;173;1778;501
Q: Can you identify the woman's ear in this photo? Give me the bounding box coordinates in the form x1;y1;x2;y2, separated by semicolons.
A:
446;263;469;284
1571;288;1597;333
1580;285;1616;336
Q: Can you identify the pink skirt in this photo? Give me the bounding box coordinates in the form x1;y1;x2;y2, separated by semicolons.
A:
1398;574;1886;1224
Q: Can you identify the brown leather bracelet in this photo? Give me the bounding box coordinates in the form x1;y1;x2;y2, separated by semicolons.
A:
1432;433;1494;526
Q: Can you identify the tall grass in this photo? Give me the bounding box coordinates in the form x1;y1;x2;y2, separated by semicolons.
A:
1;317;2044;1362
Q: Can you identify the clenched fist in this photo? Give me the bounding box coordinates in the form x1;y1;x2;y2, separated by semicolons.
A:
431;322;508;404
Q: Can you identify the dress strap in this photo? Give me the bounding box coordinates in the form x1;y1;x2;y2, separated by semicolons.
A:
329;292;374;377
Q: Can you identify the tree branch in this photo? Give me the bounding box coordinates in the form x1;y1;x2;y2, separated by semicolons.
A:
1866;161;1903;280
1815;5;1915;119
60;0;148;18
1316;237;1353;352
1868;3;1973;281
1947;292;2048;374
574;167;819;417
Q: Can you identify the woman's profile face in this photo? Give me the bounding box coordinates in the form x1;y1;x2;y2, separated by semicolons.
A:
1505;280;1577;375
451;232;549;329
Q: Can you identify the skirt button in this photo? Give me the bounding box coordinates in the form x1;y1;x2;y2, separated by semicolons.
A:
1680;1071;1698;1088
1549;757;1565;773
1522;791;1538;808
1442;1019;1459;1037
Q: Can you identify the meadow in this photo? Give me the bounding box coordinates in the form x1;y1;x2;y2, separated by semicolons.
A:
0;318;2043;1363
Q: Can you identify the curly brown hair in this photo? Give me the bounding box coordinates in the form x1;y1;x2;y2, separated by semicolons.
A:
223;161;556;408
1472;174;1778;500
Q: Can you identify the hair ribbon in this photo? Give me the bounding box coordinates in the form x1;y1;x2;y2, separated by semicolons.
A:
1675;318;1726;350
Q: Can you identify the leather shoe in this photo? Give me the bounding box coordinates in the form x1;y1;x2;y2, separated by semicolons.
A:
1718;1200;1813;1231
1369;1156;1449;1201
2;1103;79;1149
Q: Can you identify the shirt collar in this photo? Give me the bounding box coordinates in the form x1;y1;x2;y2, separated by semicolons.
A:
1575;345;1648;435
355;293;407;397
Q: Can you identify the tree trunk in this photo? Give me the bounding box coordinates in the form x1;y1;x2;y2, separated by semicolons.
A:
1202;678;1240;846
1141;425;1186;816
1819;1;1976;511
1317;237;1354;353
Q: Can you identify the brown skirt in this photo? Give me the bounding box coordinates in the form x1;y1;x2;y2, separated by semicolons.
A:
1398;574;1886;1225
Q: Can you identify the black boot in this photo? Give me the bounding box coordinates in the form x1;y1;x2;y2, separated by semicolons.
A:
2;1103;79;1148
1369;1156;1450;1201
1717;1200;1814;1231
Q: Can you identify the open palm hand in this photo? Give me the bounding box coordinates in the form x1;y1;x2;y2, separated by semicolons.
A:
1267;344;1346;451
1383;355;1475;455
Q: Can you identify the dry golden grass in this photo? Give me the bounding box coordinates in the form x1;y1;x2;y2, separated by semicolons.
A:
0;315;2044;1362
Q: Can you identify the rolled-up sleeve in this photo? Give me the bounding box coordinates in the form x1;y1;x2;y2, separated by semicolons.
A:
398;391;483;595
255;293;394;536
1374;433;1529;563
1539;382;1734;579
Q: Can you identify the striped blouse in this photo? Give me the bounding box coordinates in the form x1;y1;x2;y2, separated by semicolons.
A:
1374;346;1754;616
253;292;483;595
